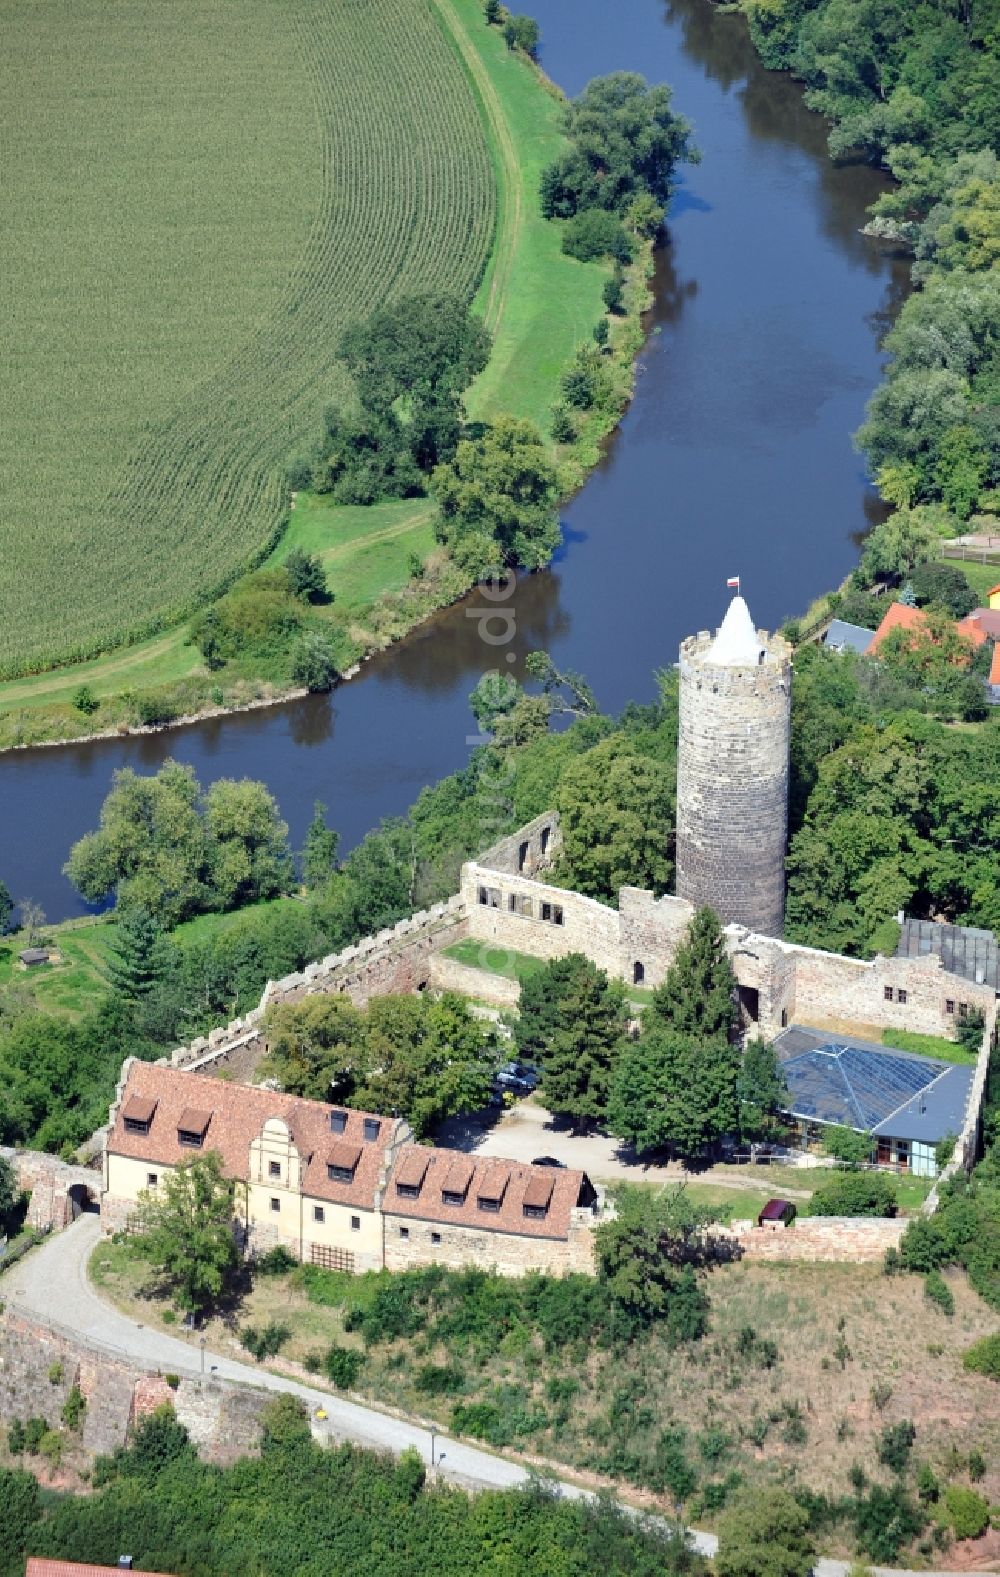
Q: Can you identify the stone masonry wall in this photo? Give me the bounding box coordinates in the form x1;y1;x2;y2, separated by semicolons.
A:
676;628;792;938
383;1209;597;1278
463;860;621;969
1;1148;101;1233
724;1216;906;1262
476;811;563;878
428;952;521;1008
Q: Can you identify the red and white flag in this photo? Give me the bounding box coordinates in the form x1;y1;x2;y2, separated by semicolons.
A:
727;576;740;590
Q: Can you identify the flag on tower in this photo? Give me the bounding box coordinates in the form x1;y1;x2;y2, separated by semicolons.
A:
727;576;740;590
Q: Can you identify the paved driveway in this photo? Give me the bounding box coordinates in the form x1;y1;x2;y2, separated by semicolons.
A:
1;1218;968;1577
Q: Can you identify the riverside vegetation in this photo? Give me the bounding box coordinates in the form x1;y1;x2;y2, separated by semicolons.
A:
0;1;695;750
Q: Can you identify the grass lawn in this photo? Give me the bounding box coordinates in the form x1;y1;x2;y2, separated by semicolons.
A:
440;938;550;985
882;1027;979;1066
270;496;439;615
90;1238;1000;1533
954;557;1000;601
0;895;304;1021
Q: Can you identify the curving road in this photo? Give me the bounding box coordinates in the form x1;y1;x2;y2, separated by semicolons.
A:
1;1218;967;1576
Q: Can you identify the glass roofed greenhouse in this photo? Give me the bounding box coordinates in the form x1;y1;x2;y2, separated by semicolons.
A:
774;1028;975;1178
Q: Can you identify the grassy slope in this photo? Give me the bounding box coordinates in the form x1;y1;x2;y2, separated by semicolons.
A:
437;0;608;432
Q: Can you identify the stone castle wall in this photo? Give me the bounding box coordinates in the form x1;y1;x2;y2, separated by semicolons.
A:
382;1209;597;1278
725;1216;906;1262
1;1148;101;1233
676;628;792;938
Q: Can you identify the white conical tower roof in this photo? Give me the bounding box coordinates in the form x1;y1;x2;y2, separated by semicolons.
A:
705;595;764;666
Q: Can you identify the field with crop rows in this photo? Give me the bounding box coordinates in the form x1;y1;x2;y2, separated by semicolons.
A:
0;0;495;678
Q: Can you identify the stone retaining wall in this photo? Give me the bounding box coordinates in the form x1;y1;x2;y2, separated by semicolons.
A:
383;1208;598;1278
0;1148;101;1232
724;1216;906;1262
428;952;521;1008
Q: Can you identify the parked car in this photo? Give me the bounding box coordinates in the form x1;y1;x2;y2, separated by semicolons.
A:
531;1156;565;1169
757;1198;796;1228
495;1061;539;1096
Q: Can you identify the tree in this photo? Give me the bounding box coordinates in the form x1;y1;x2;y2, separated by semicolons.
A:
539;73;698;220
290;628;339;692
822;1124;873;1165
651;908;738;1042
716;1486;815;1577
0;878;12;935
603;263;626;314
0;1466;41;1574
594;1184;711;1336
515;953;628;1129
105;908;173;1002
503;13;539;54
609;1024;740;1158
910;560;977;618
72;683;99;715
811;1171;897;1217
431;416;561;572
0;1152;19;1226
203;778;294;910
284;549;329;604
18;898;45;947
469;671;521;734
555;734;675;900
560;209;632;263
302;801;340;889
134;1151;238;1316
737;1040;788;1140
261;991;500;1136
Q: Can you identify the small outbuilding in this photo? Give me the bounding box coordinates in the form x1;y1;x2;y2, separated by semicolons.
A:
822;619;875;656
18;948;50;967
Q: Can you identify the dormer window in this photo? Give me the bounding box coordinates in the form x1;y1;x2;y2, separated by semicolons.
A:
122;1096;157;1136
522;1171;554;1221
441;1156;474;1207
329;1110;347;1135
394;1150;430;1200
362;1118;381;1143
326;1142;362;1184
177;1107;212;1148
476;1166;510;1215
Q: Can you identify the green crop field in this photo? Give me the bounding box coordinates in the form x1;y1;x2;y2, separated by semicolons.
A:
0;0;495;678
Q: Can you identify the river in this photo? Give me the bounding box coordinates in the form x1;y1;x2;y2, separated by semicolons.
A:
0;0;910;921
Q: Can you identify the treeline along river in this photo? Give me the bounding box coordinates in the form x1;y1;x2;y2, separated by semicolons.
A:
0;0;910;921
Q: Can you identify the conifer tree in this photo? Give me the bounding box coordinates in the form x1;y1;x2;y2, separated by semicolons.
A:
105;908;172;1002
301;801;340;889
516;953;628;1129
651;907;737;1040
737;1039;788;1140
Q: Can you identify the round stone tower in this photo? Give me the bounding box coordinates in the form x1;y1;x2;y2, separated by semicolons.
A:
675;595;792;938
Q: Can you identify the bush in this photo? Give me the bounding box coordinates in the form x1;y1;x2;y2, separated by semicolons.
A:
7;1418;25;1454
255;1244;298;1276
910;561;977;618
240;1321;291;1362
284;549;328;604
593;317;609;347
822;1126;873;1165
943;1483;990;1539
853;1483;925;1561
23;1417;47;1454
924;1269;954;1315
878;1419;916;1475
414;1362;466;1395
290;629;339;692
561;209;633;264
550;403;575;443
165;1374;180;1390
603;264;626;314
135;691;180;727
60;1385;86;1432
38;1428;64;1467
72;684;99;715
810;1172;897;1217
503;13;539;54
963;1333;1000;1378
323;1343;364;1389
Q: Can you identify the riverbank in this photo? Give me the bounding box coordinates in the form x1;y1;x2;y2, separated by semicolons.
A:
0;0;649;755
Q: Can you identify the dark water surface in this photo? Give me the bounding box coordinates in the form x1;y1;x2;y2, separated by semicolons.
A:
0;0;909;920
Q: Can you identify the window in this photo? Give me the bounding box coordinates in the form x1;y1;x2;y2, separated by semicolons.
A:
442;1190;465;1207
897;989;908;1005
431;1231;441;1244
313;1205;325;1223
395;1183;420;1199
540;826;550;856
351;1215;360;1231
146;1172;158;1188
552;905;564;926
270;1197;280;1213
946;999;955;1015
478;885;500;908
523;1204;547;1220
269;1160;281;1178
541;902;552;922
177;1130;204;1148
518;840;529;872
399;1226;410;1240
633;961;645;985
477;1197;501;1214
960;1002;969;1016
884;986;894;1002
328;1164;355;1184
329;1110;347;1135
509;893;532;917
780;1008;788;1028
363;1117;381;1143
124;1117;151;1136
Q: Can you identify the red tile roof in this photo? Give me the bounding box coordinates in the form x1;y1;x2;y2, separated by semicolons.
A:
385;1144;592;1241
122;1096;157;1125
959;608;1000;643
108;1062;403;1211
26;1564;172;1577
865;602;927;654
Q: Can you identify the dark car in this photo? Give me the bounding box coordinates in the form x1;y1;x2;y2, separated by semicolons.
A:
531;1155;566;1169
495;1061;539;1096
757;1198;796;1228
